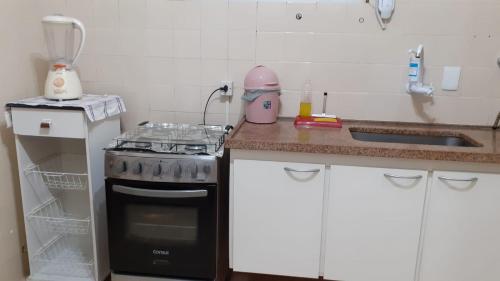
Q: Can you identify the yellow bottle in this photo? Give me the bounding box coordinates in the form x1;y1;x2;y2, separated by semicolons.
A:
299;102;312;117
299;80;313;117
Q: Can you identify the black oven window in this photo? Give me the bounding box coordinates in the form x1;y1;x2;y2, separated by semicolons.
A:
125;204;198;244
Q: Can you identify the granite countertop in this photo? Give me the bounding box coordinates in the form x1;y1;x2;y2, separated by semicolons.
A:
225;118;500;164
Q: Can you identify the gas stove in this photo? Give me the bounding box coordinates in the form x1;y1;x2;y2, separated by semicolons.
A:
105;123;228;183
104;123;230;281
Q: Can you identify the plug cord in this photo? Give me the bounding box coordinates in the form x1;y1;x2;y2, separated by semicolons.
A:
203;85;229;125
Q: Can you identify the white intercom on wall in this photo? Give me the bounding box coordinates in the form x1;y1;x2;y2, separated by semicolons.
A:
378;0;395;20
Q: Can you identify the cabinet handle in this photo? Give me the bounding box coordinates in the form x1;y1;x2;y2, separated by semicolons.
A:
284;167;321;173
40;119;52;129
384;173;423;180
438;176;478;183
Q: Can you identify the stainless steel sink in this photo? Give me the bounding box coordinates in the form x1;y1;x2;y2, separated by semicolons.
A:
349;128;482;147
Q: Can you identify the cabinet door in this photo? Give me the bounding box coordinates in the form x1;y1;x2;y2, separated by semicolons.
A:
324;166;427;281
233;160;325;278
421;171;500;281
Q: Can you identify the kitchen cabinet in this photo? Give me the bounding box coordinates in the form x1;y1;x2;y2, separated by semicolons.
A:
324;166;428;281
232;160;325;278
420;171;500;281
11;107;120;281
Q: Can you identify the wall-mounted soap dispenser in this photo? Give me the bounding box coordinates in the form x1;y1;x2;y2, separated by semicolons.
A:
407;44;434;96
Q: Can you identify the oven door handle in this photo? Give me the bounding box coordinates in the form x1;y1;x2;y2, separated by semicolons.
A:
112;185;208;198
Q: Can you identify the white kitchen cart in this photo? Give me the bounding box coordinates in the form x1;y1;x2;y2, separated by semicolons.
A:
9;106;121;281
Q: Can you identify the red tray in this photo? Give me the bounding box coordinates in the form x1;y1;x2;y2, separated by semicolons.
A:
294;116;343;128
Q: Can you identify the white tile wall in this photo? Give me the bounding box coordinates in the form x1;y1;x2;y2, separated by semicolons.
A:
1;1;47;279
36;0;500;129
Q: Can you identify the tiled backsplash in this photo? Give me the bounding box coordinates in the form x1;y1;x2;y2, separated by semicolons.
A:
36;0;500;129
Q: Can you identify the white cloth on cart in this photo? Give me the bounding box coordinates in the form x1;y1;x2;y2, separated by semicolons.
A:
6;94;126;123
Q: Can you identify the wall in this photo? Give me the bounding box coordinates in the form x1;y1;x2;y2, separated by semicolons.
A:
42;0;500;129
0;0;45;280
0;0;498;278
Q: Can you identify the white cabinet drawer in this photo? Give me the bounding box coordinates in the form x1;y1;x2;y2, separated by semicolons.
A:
12;108;86;139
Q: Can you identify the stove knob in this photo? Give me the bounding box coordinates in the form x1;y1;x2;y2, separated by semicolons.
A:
132;162;143;175
190;163;198;179
113;161;127;174
153;164;162;177
203;164;211;175
173;164;183;178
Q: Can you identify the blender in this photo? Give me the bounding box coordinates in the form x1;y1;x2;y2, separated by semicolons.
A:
42;15;86;100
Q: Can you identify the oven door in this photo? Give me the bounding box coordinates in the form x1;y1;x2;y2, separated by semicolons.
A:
106;179;217;279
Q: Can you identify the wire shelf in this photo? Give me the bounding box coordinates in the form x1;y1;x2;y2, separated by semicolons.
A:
27;198;90;235
25;154;88;191
31;235;94;279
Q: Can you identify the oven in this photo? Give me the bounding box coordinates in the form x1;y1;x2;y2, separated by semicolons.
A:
104;123;230;281
106;178;217;280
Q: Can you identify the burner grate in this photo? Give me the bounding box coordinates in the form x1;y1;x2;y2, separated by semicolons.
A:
108;123;226;155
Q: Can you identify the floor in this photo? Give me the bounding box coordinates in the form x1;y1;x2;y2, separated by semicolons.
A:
107;272;321;281
230;272;322;281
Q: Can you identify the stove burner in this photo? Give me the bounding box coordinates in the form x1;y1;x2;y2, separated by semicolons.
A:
134;141;152;149
184;145;207;152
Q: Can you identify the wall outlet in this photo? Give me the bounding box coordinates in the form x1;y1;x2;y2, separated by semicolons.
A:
220;81;233;96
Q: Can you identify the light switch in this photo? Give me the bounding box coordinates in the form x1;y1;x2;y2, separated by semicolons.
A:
441;66;461;91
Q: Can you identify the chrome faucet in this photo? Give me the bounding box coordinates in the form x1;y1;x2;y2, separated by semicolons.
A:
493;112;500;129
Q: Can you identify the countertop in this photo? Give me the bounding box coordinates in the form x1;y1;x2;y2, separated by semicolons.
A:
225;118;500;164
